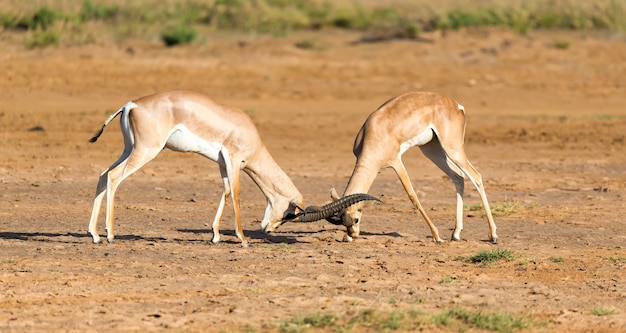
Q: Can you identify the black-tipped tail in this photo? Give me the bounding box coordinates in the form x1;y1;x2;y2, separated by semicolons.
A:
89;125;106;143
88;102;135;143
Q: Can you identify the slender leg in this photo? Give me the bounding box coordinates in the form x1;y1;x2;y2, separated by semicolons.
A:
88;146;133;244
88;171;109;243
435;137;498;243
390;158;444;243
456;160;498;243
223;151;249;247
419;137;466;241
211;163;230;243
103;147;163;243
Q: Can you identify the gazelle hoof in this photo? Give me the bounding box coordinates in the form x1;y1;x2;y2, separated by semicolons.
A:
490;237;498;244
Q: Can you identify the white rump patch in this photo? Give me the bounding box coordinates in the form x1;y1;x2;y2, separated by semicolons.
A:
399;125;435;156
165;124;222;161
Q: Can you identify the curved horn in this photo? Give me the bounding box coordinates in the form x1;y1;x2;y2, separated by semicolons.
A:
293;193;381;223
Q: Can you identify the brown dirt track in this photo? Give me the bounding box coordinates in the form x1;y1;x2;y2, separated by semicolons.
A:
1;28;626;332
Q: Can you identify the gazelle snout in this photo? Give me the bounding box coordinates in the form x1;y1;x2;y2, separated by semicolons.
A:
263;221;282;234
341;205;363;241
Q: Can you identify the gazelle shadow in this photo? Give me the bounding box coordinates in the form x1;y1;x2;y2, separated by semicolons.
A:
178;228;299;244
0;229;405;245
0;231;198;244
0;232;90;243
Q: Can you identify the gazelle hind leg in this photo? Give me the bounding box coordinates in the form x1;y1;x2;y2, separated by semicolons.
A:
419;138;466;241
390;158;444;243
459;161;498;243
88;171;109;243
104;146;163;243
88;147;134;244
437;140;498;243
211;163;231;244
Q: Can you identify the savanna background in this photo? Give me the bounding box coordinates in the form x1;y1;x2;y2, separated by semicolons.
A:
1;0;625;332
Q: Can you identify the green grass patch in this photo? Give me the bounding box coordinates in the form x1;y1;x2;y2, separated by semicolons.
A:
294;38;330;51
26;30;60;48
466;200;521;217
439;276;457;284
23;6;58;30
553;39;571;49
491;201;521;217
591;307;618;316
516;257;537;266
3;0;626;48
438;307;534;332
275;243;292;250
549;256;565;263
0;12;20;29
592;114;626;120
278;307;539;332
603;256;626;262
278;313;338;333
261;243;292;251
465;248;516;266
161;24;197;46
240;327;257;333
80;0;120;22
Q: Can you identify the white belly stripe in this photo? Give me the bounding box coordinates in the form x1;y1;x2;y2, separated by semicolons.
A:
398;125;434;156
165;124;222;162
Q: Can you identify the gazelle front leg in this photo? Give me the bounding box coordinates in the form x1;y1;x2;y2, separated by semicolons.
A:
223;152;249;247
390;158;444;243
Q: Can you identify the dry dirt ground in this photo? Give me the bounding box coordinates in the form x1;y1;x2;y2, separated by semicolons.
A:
1;27;625;332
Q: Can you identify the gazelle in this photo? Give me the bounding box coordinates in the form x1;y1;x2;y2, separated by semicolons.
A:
87;91;372;246
328;91;498;243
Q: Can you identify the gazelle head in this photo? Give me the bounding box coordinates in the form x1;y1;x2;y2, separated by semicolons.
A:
261;197;303;234
322;201;365;242
338;202;365;241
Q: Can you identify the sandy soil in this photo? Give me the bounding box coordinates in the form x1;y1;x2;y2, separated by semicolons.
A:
1;27;626;332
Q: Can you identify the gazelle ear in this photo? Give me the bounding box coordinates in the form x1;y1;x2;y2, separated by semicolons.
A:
281;201;302;221
290;200;305;214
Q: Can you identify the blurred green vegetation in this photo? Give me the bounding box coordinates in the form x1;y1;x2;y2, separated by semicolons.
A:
277;306;539;332
1;0;624;47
